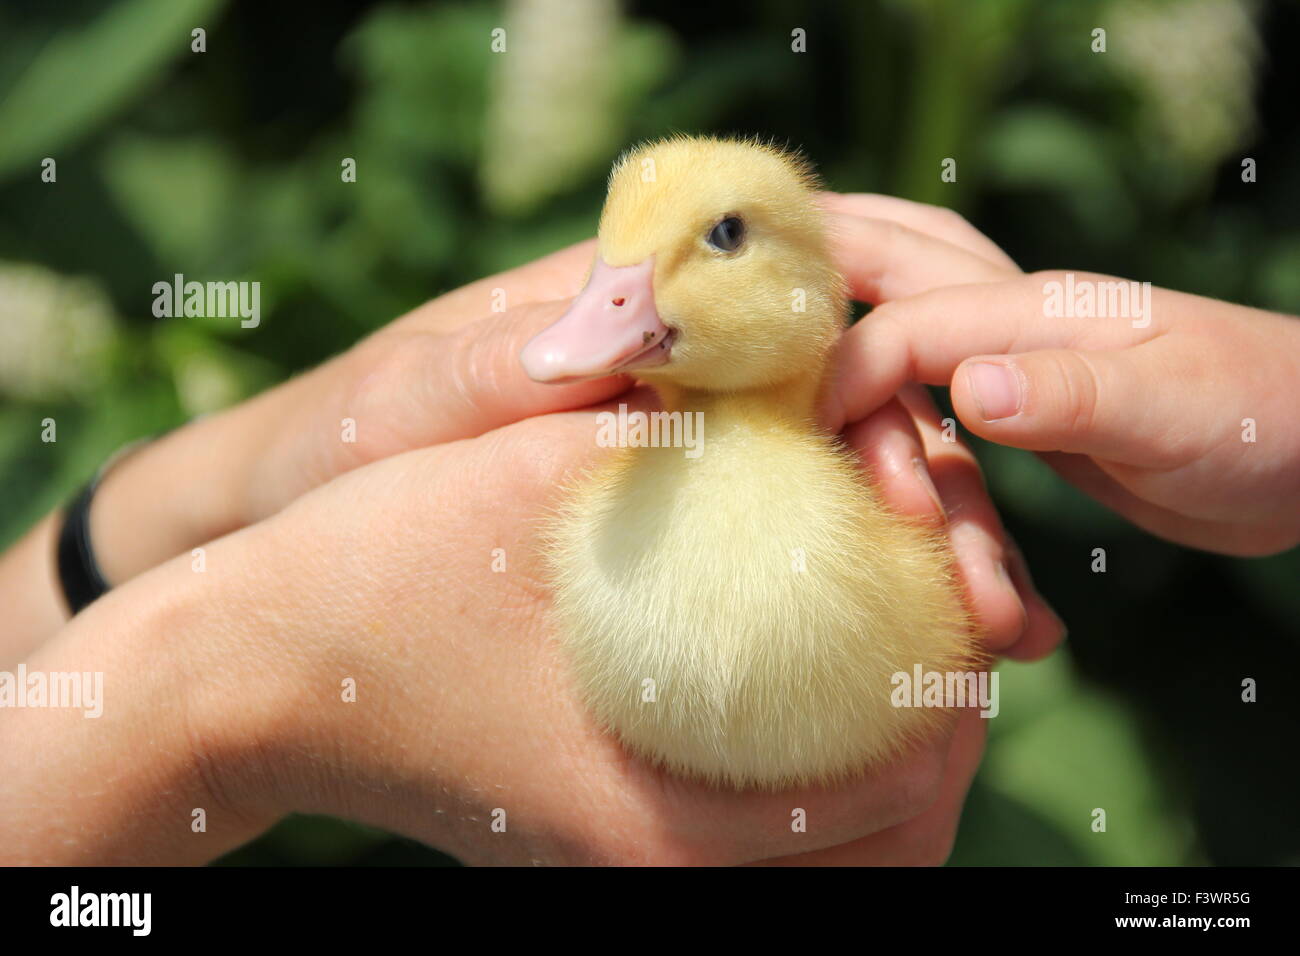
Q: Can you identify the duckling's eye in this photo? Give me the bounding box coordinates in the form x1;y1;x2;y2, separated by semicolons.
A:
707;216;745;253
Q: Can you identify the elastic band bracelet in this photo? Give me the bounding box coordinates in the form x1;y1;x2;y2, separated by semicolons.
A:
55;438;152;616
56;477;111;615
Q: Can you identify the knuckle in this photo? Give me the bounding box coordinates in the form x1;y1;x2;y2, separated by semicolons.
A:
866;298;902;333
932;205;972;234
856;218;906;276
446;322;502;425
338;338;418;465
344;322;509;464
1037;350;1101;441
878;217;908;253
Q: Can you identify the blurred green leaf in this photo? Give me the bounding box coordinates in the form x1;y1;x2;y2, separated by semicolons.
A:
1255;237;1300;313
949;778;1092;866
986;657;1074;740
102;134;238;268
153;323;280;415
980;106;1136;239
985;661;1195;865
470;212;597;276
892;0;1033;204
1227;548;1300;637
0;0;226;181
220;815;390;866
977;440;1129;539
346;3;497;165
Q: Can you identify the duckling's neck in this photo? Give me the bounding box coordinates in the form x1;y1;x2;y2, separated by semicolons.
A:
653;373;827;433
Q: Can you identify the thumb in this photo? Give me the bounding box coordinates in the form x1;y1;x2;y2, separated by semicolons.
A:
435;299;633;436
950;349;1169;465
345;299;632;456
250;299;632;526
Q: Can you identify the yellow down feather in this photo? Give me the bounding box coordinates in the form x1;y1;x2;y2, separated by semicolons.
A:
544;136;978;788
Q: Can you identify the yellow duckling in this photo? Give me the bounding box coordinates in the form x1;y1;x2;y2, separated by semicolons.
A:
521;136;976;788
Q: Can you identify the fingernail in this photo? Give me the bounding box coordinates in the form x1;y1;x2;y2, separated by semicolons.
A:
967;362;1022;421
912;457;945;519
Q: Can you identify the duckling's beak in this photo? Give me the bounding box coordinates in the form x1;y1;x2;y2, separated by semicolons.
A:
520;256;673;383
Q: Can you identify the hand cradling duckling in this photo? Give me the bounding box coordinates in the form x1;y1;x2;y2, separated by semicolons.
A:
521;136;978;789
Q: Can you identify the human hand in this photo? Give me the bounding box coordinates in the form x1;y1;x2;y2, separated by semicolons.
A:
5;197;1063;862
822;192;1300;557
79;206;1059;668
5;364;1026;866
87;240;626;587
1;241;636;662
203;280;1056;860
819;194;1061;660
84;393;999;865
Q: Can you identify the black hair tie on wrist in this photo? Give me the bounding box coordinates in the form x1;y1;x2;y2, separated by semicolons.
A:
55;436;155;616
57;475;112;616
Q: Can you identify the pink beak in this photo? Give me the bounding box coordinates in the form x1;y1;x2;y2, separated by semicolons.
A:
520;256;673;383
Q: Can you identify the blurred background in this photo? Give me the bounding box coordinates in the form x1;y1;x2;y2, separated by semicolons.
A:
1;0;1297;866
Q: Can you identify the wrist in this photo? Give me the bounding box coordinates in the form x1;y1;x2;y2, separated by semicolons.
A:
0;540;295;862
0;515;68;665
154;521;336;830
88;399;272;587
87;358;347;588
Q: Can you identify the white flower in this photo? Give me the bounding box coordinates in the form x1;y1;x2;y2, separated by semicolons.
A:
1107;0;1262;169
480;0;620;214
0;262;116;401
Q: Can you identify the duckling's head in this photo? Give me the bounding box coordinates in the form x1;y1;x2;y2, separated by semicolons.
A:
521;136;846;393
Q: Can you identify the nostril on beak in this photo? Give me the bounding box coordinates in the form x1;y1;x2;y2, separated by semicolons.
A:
611;297;626;307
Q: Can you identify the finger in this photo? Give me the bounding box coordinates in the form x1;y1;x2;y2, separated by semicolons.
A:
899;386;1064;657
929;448;1027;652
999;536;1066;662
336;300;631;467
831;273;1162;425
752;705;987;866
844;399;945;525
644;724;957;865
950;346;1185;467
820;192;1020;271
825;212;1011;305
391;239;597;335
844;391;1027;652
1036;451;1290;557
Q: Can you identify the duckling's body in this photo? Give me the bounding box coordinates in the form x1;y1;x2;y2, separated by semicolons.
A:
523;136;976;788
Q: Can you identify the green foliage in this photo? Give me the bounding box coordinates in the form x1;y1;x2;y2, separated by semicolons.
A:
0;0;226;180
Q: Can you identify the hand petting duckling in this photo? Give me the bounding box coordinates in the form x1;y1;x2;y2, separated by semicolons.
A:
0;145;1059;865
521;136;1062;789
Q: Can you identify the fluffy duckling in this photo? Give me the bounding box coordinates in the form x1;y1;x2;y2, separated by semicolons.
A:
521;136;976;788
